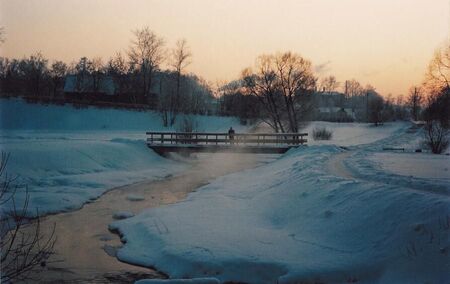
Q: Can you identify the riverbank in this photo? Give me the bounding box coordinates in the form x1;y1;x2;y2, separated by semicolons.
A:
24;153;274;283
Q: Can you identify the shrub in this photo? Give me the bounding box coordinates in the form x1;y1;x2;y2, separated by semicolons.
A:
422;88;449;154
313;127;333;140
0;152;56;282
176;116;198;133
423;120;449;154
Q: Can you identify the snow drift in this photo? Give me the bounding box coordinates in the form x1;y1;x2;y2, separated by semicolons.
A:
111;144;449;284
0;98;244;132
0;98;244;216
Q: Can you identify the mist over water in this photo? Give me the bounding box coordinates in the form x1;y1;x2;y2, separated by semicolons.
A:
24;151;277;283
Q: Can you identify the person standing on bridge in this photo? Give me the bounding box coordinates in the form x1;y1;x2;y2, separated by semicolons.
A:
228;127;235;144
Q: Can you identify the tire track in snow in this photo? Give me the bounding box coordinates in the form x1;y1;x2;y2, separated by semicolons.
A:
326;150;355;180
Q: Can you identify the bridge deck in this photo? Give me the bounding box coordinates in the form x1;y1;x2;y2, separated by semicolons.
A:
146;132;308;155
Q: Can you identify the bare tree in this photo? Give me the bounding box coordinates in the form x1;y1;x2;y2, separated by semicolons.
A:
274;52;316;132
424;42;450;95
421;85;449;154
242;52;316;133
88;57;104;93
423;119;449;154
344;79;364;98
74;57;90;92
107;52;132;100
407;86;423;121
415;42;450;154
242;55;286;133
319;75;340;93
0;152;56;282
108;52;128;76
128;27;165;101
49;61;67;97
368;94;385;126
22;53;48;96
166;39;192;125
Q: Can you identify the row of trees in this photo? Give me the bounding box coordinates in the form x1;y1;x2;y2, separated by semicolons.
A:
218;52;422;131
0;54;66;97
420;42;449;153
0;27;215;127
1;26;448;141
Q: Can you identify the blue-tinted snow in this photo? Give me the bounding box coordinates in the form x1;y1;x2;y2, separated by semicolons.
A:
0;98;245;216
111;125;449;284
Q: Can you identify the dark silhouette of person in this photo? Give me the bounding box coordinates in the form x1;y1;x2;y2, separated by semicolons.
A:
228;127;235;144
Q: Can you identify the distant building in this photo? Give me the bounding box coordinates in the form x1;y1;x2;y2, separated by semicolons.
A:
314;91;355;122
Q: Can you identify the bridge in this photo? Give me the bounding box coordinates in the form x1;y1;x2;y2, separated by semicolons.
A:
146;131;308;155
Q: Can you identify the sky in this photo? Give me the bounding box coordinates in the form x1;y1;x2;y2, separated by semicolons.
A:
0;0;449;96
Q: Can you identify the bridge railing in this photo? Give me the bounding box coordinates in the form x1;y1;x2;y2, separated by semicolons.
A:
146;132;308;146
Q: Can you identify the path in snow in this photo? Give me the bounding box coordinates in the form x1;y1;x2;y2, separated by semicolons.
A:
326;150;354;180
111;124;449;284
325;125;450;198
24;153;275;283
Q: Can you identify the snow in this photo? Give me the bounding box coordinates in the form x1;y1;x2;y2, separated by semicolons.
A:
304;121;409;146
370;152;450;179
0;98;246;217
0;130;183;217
0;97;245;132
127;194;146;201
112;211;135;220
110;123;449;284
2;97;449;283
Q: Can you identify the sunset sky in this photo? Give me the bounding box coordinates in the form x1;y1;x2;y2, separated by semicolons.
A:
1;0;449;96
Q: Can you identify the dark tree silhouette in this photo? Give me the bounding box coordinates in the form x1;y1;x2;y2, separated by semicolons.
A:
242;52;316;133
0;152;56;282
407;86;423;121
168;39;192;126
424;42;450;95
128;27;165;101
368;94;384;126
49;61;67;97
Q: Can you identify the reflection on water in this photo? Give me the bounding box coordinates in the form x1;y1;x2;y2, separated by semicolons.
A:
25;153;276;283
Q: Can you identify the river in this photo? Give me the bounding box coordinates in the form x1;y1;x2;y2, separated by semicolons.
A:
25;153;275;283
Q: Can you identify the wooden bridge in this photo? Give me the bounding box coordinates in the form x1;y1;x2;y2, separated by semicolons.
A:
146;131;308;155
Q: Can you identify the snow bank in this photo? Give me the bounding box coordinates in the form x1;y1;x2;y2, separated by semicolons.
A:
0;97;244;132
370;152;450;179
113;211;135;220
0;98;246;217
304;121;409;146
0;135;184;216
344;124;450;195
111;146;449;284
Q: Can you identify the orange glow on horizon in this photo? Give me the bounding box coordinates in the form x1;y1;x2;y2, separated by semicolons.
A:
0;0;449;96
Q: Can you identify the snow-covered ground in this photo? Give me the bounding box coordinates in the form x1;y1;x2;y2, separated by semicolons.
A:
1;98;449;283
304;121;409;147
370;152;449;179
0;98;244;216
0;98;246;132
110;122;450;284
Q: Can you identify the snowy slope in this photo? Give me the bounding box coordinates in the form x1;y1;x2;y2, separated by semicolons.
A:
111;145;449;284
304;121;409;147
0;98;244;132
1;136;184;216
370;152;449;179
110;124;450;284
0;98;245;216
